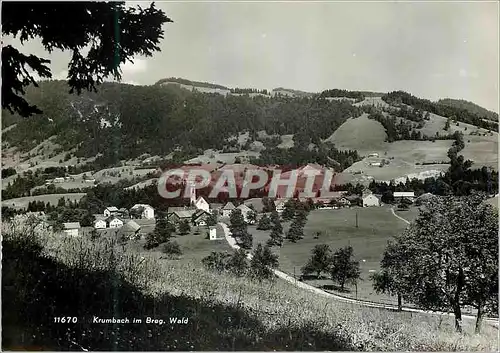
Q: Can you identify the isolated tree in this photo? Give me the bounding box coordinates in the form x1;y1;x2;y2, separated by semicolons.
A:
250;243;279;281
294;209;309;227
384;194;498;333
227;248;248;277
270;211;283;234
256;214;272;230
301;244;332;278
206;212;218;227
2;1;172;117
370;241;405;311
238;229;253;250
229;209;246;236
268;227;284;247
330;246;361;291
444;118;451;131
286;221;303;243
178;219;191;235
247;209;258;224
281;199;296;221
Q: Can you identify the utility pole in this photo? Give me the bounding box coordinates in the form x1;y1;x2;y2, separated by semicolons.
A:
355;212;358;228
355;282;358;300
294;266;296;284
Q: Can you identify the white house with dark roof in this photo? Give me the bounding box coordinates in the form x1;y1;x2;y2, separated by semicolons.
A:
168;209;198;223
93;219;106;229
362;193;380;207
104;206;119;217
106;216;124;228
63;222;81;237
221;202;236;218
192;209;211;226
130;204;155;219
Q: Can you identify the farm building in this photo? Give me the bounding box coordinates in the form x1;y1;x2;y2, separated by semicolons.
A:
130;204;155;219
362;193;380;207
118;220;141;239
192;209;211;226
168;209;198;223
53;177;65;183
393;192;415;202
221;202;236;217
93;219;106;229
106;216;124;229
63;222;81;237
368;153;379;158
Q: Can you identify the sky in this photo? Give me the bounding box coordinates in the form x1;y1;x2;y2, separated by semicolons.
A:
4;0;499;112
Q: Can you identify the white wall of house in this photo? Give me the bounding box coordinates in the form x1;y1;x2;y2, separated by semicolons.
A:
195;198;210;213
209;227;217;240
222;209;232;218
64;229;79;237
108;219;123;228
142;206;155;219
94;220;106;229
104;209;111;217
363;195;380;207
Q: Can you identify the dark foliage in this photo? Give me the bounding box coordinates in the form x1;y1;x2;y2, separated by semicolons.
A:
2;1;171;118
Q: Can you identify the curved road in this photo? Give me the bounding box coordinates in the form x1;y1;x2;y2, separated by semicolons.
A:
218;217;498;328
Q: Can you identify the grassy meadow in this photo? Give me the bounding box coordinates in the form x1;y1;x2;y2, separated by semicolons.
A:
250;207;410;306
2;221;497;351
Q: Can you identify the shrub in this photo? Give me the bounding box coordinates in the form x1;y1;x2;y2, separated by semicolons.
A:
162;241;182;258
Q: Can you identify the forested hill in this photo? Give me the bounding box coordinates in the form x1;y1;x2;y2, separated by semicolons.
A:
437;98;499;122
2;80;361;166
382;91;498;131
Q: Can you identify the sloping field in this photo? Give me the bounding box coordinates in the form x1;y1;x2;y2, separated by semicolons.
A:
124;178;158;190
325;114;387;154
415;112;498;169
2;193;86;210
185;151;260;164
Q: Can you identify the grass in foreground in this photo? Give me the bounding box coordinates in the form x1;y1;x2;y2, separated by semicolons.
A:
2;222;497;351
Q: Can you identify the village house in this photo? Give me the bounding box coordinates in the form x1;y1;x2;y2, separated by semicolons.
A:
53;177;65;183
192;209;211;226
103;206;120;217
362;193;381;207
221;202;236;218
63;222;81;237
393;191;415;202
208;226;219;240
237;204;255;224
93;219;106;229
193;196;210;213
168;209;198;224
130;204;155;219
106;216;124;228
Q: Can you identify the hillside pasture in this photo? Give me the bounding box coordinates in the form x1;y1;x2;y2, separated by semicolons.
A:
353;96;390;108
185;150;260;164
325;113;387;154
250;206;410;305
2;193;86;210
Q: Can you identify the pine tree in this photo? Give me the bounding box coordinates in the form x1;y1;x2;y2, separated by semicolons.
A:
227;248;248;277
256;214;272;230
286;221;303;243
